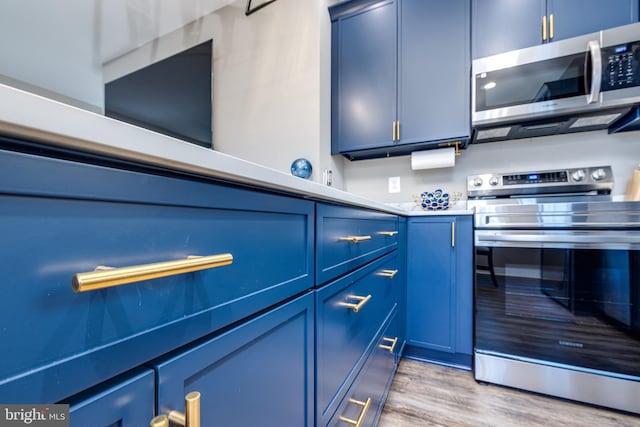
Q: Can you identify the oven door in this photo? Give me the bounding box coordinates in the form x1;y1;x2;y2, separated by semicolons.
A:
475;229;640;379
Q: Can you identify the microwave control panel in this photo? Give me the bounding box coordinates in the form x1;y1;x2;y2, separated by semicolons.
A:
602;41;640;91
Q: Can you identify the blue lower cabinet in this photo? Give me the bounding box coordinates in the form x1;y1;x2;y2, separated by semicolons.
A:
405;216;473;369
67;368;154;427
0;147;313;402
328;309;399;427
154;291;315;427
316;252;400;425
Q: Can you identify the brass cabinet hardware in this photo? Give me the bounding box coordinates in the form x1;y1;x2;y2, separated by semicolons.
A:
377;269;399;279
549;13;554;40
379;336;398;353
337;294;372;313
542;15;548;41
338;235;372;243
396;121;401;141
168;391;201;427
150;415;169;427
451;222;456;248
339;397;372;427
376;231;398;237
72;254;233;293
437;140;461;156
392;121;397;141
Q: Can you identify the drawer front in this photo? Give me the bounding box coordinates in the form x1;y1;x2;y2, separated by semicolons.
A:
0;149;314;402
328;309;399;427
317;203;399;284
67;369;155;427
316;252;400;421
155;291;314;427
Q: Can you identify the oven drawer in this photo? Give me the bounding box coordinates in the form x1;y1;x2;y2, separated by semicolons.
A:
316;203;399;284
0;149;314;402
316;252;400;422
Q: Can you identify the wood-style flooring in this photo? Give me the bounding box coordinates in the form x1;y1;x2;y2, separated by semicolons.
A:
378;359;640;427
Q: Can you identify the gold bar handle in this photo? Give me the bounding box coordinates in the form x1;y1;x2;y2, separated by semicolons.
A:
549;13;554;40
396;121;400;141
72;254;233;293
392;121;397;141
168;391;201;427
542;15;547;41
377;269;399;279
376;231;398;237
379;336;398;353
337;294;372;313
338;235;372;243
451;222;456;248
339;397;372;427
150;416;169;427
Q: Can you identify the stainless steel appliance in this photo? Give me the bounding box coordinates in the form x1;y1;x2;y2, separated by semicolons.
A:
468;166;640;414
472;22;640;143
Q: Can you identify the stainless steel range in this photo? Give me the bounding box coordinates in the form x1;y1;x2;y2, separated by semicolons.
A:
468;166;640;414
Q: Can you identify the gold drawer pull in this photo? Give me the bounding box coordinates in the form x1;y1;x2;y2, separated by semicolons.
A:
168;391;201;427
338;235;372;243
150;416;169;427
337;294;372;313
376;231;398;237
72;254;233;293
339;397;372;427
379;336;398;353
377;269;398;279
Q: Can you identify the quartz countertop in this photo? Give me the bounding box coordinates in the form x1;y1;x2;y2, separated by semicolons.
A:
0;84;474;217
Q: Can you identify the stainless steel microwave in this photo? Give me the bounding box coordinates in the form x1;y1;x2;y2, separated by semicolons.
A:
472;22;640;143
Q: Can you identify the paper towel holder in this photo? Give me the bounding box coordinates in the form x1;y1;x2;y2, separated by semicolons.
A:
437;141;461;156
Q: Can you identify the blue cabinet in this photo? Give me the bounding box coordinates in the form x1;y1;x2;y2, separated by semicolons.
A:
68;369;154;427
0;147;314;402
472;0;638;58
329;0;470;160
154;291;315;427
405;216;473;369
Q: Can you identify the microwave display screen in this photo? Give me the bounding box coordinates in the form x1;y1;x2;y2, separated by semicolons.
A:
475;53;586;112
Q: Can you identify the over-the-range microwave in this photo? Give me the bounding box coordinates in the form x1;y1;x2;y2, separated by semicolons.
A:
472;22;640;143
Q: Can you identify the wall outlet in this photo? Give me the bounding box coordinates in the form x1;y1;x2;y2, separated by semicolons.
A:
388;176;401;193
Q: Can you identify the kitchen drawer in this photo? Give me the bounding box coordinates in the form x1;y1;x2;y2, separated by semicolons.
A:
317;203;399;284
316;252;400;424
328;308;399;427
154;291;314;427
67;368;155;427
0;148;314;403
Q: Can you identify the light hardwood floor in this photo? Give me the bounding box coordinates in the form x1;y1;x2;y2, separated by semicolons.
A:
378;359;640;427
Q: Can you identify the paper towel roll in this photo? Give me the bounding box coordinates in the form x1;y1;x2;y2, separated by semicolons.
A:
411;147;456;170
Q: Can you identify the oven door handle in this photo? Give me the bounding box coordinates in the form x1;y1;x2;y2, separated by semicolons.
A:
476;230;640;249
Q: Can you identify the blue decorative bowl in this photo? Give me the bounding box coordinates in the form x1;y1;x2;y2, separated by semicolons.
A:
415;189;460;211
290;158;312;179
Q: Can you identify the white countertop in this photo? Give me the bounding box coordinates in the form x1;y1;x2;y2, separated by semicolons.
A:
0;84;473;217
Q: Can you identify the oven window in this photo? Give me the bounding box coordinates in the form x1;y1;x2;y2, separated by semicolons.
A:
475;246;640;377
475;53;586;112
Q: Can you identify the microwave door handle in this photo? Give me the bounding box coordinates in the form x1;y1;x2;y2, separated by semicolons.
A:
586;40;602;104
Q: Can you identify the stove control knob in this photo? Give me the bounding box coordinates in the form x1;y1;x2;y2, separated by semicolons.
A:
591;168;607;181
571;169;586;182
489;176;500;186
473;177;483;187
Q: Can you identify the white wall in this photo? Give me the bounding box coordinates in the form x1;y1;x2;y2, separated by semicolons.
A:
0;0;104;111
342;130;640;205
105;0;345;187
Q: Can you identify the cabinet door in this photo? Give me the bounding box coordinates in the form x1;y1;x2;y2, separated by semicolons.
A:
154;292;314;427
549;0;638;42
331;0;397;154
406;218;456;352
472;0;546;58
399;0;470;145
68;369;154;427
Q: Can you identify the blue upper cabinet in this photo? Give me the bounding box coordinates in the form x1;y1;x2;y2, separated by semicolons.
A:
472;0;638;59
330;0;471;160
